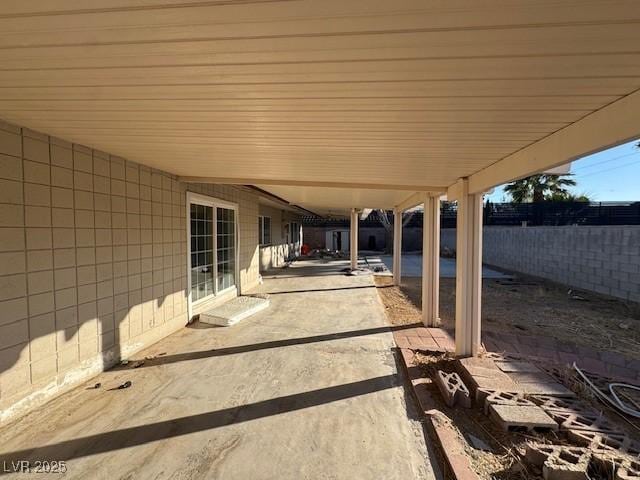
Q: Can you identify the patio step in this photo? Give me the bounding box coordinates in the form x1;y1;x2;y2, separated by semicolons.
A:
200;295;270;326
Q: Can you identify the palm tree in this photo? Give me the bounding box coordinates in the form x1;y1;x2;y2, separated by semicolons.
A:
504;174;577;203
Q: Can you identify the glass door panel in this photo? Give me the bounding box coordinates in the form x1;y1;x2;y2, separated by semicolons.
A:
190;203;214;301
216;207;236;291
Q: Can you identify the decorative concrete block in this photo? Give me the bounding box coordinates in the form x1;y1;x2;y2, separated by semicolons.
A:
482;389;535;415
434;370;472;408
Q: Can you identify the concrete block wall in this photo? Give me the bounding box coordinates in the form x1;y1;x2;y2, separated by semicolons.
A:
440;226;640;303
0;120;260;422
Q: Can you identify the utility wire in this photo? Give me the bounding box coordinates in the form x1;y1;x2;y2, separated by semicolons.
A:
571;150;640;172
577;156;640;178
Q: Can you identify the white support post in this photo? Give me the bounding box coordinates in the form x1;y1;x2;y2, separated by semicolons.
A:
350;208;359;270
393;208;403;285
454;179;484;356
422;195;441;326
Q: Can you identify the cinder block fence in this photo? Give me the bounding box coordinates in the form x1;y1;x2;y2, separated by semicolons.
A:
441;226;640;303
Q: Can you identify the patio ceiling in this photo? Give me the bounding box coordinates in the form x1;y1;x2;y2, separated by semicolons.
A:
0;0;639;214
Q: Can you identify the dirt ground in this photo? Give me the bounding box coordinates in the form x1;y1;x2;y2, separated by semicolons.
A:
375;275;640;359
376;275;640;479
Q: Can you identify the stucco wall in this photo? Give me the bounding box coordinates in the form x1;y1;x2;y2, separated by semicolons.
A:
0;120;260;422
441;226;640;303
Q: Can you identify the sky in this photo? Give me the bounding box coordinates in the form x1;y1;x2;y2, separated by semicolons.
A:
486;139;640;203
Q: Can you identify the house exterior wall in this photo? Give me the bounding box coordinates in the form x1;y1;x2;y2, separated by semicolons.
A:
303;225;423;252
441;226;640;303
0;120;260;422
257;204;302;271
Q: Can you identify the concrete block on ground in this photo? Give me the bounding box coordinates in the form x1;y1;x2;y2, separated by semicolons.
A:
525;443;560;467
482;389;535;415
507;369;576;398
530;395;592;413
617;458;640;480
434;370;471;408
489;404;558;433
567;429;640;458
495;360;541;373
543;447;591;480
199;295;269;326
525;444;591;480
457;356;520;398
546;408;618;433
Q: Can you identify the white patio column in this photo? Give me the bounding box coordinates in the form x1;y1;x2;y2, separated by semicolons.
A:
454;179;483;356
350;208;359;270
422;195;441;326
393;208;403;285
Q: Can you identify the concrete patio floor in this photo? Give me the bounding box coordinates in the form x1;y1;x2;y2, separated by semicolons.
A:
0;259;438;480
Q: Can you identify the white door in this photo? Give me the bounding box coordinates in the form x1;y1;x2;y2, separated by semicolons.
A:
187;192;239;317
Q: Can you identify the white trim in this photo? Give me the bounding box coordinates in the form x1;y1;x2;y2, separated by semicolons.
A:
186;191;240;320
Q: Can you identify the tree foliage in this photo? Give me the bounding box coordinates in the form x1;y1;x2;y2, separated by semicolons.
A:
504;174;579;203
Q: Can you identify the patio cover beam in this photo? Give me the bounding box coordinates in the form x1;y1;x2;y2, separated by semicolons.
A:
180;177;445;193
457;89;640;196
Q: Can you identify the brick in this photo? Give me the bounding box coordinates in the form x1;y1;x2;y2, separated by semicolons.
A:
0;297;28;326
55;306;78;329
0;179;23;204
0;251;26;275
24;183;50;207
0;130;21;157
28;291;54;316
0;319;28;349
52;228;75;248
74;171;93;192
23;160;50;185
27;269;54;294
30;355;57;383
23;137;49;164
0;227;25;251
25;205;51;227
73;150;92;173
0;204;24;227
0;273;26;300
50;145;72;168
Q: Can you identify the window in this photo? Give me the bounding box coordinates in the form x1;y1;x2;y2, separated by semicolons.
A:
290;222;300;243
258;216;271;245
187;193;238;305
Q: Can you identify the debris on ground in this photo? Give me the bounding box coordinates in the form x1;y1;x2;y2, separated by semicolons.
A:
398;346;640;480
94;383;101;389
118;381;132;390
